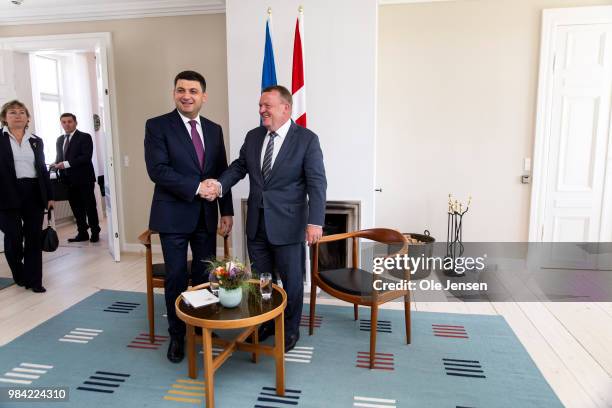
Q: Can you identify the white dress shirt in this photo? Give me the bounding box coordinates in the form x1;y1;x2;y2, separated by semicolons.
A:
5;126;37;179
178;111;205;150
259;118;290;170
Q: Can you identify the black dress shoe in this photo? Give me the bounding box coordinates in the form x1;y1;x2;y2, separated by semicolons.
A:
167;338;185;363
68;233;89;243
90;231;100;243
258;325;275;342
26;286;46;293
285;332;300;353
14;278;25;287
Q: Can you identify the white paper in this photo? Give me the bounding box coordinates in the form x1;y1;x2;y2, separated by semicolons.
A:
182;288;219;308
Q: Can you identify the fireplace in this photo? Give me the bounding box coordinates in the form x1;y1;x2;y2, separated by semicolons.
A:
240;200;361;271
317;201;361;270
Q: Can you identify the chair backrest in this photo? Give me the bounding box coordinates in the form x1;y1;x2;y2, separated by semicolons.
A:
350;228;408;246
138;229;231;258
318;228;406;245
314;228;409;271
138;229;155;247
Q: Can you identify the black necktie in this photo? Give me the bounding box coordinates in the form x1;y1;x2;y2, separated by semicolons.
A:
261;132;278;183
63;134;71;159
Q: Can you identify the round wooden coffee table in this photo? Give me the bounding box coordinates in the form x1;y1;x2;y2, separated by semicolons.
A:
175;280;287;408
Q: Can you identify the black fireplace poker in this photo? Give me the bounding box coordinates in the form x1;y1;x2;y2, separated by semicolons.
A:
445;194;471;277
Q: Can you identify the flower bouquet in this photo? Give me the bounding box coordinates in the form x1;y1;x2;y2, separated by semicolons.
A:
207;259;252;307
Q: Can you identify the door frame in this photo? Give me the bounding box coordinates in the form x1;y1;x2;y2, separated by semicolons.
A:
529;6;612;242
0;32;124;260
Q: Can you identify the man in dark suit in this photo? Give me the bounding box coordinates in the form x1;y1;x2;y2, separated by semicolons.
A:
203;85;327;352
52;113;100;243
144;70;234;363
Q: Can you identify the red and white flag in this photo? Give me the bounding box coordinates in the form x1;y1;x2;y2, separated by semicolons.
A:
291;11;306;127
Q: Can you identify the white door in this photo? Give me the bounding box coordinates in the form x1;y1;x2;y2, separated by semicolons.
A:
95;44;121;261
530;7;612;242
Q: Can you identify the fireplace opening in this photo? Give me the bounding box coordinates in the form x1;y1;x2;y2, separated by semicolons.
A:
318;213;348;271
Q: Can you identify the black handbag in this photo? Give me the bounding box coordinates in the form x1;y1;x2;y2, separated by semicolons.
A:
41;208;59;252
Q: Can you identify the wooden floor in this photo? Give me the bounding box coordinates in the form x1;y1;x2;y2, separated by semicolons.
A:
1;225;611;407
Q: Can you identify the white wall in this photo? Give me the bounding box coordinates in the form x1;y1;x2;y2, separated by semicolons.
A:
376;0;611;242
226;0;378;257
14;52;34;126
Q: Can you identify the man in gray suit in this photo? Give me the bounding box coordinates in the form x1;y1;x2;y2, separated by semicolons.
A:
203;85;326;352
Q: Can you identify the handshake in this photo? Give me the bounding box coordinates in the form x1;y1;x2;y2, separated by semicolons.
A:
198;179;221;201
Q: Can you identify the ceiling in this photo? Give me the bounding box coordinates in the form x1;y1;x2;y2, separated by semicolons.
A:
0;0;226;25
0;0;446;26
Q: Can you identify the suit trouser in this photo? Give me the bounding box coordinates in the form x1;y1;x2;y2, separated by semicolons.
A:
0;179;44;287
159;207;216;339
248;209;305;339
68;182;99;234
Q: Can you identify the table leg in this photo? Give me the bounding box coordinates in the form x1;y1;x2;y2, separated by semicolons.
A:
251;327;259;363
202;328;215;408
187;324;196;379
274;313;285;396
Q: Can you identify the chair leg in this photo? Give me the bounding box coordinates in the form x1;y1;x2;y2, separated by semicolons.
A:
369;304;378;369
147;287;155;344
404;292;411;344
354;304;359;321
309;280;317;336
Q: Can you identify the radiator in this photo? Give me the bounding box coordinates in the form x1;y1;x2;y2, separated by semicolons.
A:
53;200;74;225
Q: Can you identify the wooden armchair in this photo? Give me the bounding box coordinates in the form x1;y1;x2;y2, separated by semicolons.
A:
309;228;410;369
138;229;230;343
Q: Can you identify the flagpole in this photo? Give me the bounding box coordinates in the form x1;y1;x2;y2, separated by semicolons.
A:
295;5;315;294
267;7;273;47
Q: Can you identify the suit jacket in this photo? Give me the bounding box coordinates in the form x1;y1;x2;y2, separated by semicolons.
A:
0;130;53;210
55;129;96;185
218;121;326;245
144;109;233;234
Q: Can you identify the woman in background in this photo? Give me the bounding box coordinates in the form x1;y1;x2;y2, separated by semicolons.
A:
0;100;53;293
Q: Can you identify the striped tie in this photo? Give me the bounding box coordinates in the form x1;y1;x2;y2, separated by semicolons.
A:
261;132;278;183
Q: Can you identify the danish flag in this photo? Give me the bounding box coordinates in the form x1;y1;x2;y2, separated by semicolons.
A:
291;12;306;127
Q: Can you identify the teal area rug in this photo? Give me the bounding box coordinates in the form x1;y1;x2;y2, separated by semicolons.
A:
0;277;15;290
0;290;562;407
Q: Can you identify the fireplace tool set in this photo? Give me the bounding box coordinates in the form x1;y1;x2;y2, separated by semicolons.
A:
445;194;471;276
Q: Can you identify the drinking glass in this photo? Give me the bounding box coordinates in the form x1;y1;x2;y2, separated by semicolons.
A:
209;273;220;298
260;272;272;300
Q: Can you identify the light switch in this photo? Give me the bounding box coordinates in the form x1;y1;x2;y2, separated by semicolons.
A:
123;155;129;167
524;158;531;172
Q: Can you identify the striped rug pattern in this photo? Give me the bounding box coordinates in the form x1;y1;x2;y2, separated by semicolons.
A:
0;290;563;408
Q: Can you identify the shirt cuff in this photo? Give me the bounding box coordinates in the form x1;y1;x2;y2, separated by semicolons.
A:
307;224;322;228
216;181;223;198
63;161;70;169
195;183;201;196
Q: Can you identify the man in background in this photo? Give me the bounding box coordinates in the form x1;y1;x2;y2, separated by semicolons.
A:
144;70;233;363
52;113;100;243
